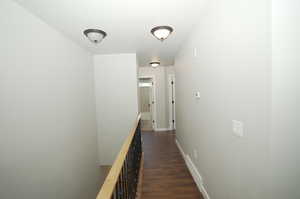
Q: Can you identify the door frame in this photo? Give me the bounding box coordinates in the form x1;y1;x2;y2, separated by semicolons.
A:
168;74;176;130
138;75;157;130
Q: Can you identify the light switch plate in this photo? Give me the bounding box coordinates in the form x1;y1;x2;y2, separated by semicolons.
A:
194;48;198;57
232;120;244;137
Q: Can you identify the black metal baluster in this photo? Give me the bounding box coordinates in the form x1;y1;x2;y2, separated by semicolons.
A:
123;164;128;199
120;167;125;199
111;119;142;199
128;146;134;199
118;176;123;199
115;180;119;199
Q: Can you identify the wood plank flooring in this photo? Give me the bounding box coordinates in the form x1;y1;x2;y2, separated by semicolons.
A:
141;131;203;199
99;166;111;188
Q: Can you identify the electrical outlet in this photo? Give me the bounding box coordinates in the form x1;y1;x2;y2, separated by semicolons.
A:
195;91;201;99
193;149;198;159
232;120;244;137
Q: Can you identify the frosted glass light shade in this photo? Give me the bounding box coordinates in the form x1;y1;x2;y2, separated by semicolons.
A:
151;26;173;41
84;29;107;44
150;61;160;67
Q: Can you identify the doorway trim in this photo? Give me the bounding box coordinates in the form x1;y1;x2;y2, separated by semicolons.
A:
168;74;176;130
138;75;157;130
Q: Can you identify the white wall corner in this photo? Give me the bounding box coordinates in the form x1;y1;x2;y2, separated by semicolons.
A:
175;139;211;199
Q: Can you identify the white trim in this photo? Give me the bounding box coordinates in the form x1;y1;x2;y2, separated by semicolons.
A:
138;82;152;87
154;128;173;132
138;75;157;130
168;74;176;130
175;139;185;158
175;139;211;199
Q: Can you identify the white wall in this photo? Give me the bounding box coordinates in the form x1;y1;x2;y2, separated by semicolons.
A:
138;66;174;129
0;1;99;199
271;0;300;198
174;0;271;198
94;54;138;165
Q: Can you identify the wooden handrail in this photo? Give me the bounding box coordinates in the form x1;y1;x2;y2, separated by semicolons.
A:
96;114;141;199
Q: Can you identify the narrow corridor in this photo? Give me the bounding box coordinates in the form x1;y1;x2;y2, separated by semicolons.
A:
141;131;203;199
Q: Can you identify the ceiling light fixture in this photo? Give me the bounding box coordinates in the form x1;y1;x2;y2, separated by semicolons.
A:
151;26;173;41
150;61;160;68
83;29;107;44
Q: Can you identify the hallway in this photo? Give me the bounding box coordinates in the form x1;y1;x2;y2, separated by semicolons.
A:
1;0;299;199
141;131;203;199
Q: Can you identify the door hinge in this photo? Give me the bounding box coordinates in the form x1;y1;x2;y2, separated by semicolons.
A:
172;100;174;104
171;81;174;85
152;120;155;123
172;120;175;123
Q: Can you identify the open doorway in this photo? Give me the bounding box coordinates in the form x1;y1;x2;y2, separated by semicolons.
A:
138;77;156;131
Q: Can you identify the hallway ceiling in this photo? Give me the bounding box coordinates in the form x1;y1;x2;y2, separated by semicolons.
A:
14;0;204;66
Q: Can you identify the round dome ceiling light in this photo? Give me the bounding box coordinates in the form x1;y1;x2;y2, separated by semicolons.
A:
150;61;160;68
83;29;107;44
151;26;173;41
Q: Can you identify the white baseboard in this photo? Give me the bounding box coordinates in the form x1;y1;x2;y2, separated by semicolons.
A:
155;128;173;132
175;139;185;158
168;125;176;131
185;155;210;199
175;139;211;199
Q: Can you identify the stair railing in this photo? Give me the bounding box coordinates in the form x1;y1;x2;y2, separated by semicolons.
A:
96;114;142;199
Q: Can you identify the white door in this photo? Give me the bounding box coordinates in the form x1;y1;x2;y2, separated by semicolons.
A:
168;75;176;130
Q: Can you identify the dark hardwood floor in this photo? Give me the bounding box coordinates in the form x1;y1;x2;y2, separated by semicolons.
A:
141;131;204;199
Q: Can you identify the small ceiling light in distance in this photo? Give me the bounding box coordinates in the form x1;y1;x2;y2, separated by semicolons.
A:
150;61;160;68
